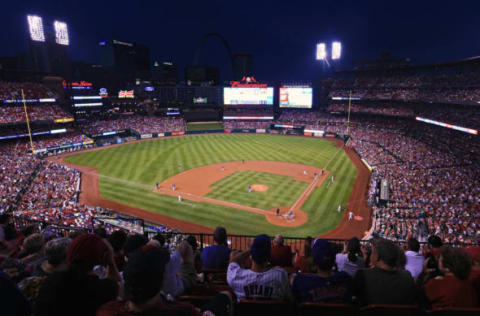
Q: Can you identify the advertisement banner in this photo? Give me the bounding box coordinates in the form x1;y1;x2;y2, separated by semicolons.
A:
304;132;312;137
157;133;165;137
256;129;266;134
224;129;231;133
171;131;185;136
33;148;47;154
54;118;74;123
83;140;94;145
141;134;153;139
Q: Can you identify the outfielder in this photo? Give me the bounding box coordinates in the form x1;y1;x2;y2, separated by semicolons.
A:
338;205;342;213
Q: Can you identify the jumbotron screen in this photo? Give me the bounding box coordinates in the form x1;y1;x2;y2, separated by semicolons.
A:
223;87;274;105
279;87;313;108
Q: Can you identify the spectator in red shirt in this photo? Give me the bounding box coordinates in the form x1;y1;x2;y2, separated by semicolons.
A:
424;246;478;309
270;234;293;267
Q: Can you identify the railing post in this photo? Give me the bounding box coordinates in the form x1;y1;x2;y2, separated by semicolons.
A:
200;234;204;251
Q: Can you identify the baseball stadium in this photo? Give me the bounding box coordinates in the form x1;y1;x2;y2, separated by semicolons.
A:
1;4;480;316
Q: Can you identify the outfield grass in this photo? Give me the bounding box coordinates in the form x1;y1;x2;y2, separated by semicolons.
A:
186;122;223;131
65;134;357;237
207;170;309;210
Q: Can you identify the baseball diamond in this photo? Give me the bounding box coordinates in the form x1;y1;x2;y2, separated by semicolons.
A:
59;133;370;238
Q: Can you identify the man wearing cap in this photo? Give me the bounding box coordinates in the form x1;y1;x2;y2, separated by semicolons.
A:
227;234;292;301
201;226;231;270
291;238;352;303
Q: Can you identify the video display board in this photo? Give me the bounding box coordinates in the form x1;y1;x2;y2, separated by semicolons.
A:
279;87;313;108
224;87;273;105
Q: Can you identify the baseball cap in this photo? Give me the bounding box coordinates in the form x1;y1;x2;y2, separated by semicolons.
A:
250;234;271;264
312;238;333;265
66;233;108;266
464;246;480;262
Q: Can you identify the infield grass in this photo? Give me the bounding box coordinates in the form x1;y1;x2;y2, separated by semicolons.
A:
207;170;309;210
65;134;357;237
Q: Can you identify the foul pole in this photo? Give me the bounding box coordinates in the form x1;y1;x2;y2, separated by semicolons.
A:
346;90;352;135
21;89;35;154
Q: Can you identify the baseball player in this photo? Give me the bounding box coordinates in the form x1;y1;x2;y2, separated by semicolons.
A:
276;208;280;216
314;172;318;180
172;183;176;192
321;169;325;176
156;182;159;189
303;170;308;176
242;159;245;164
348;211;354;220
331;175;334;183
248;185;252;193
178;164;182;171
338;205;342;213
221;166;225;172
288;209;294;220
178;195;182;202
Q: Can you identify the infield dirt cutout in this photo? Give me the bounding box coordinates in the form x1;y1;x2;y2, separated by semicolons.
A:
153;161;329;227
252;184;268;192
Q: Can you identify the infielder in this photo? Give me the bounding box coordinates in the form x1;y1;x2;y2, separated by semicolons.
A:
288;209;294;220
248;185;252;193
178;195;182;202
303;170;308;176
172;183;176;192
338;205;342;213
348;211;354;220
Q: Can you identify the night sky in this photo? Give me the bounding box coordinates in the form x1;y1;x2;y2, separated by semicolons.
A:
1;0;480;81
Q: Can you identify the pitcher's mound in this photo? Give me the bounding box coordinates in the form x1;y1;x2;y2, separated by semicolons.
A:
252;184;268;192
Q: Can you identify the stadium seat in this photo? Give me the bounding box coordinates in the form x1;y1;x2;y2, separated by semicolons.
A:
359;304;421;316
203;268;228;284
427;307;480;316
298;302;355;316
177;295;215;308
236;300;293;316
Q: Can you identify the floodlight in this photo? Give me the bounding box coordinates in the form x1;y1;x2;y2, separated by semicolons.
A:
27;15;45;42
54;21;69;45
332;41;342;60
316;43;327;60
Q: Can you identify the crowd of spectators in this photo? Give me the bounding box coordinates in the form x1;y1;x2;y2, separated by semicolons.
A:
0;81;58;100
1;222;479;316
0;105;71;124
0;143;40;214
80;116;185;135
28;133;92;150
223;120;271;129
328;103;415;117
327;72;480;103
343;118;480;244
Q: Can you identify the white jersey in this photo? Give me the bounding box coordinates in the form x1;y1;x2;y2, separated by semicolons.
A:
227;262;292;301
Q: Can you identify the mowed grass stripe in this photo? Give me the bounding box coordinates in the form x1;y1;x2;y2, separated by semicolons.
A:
65;134;359;237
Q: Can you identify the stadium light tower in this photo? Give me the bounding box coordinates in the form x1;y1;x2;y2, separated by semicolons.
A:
332;41;342;60
316;43;327;60
27;15;45;42
54;21;69;45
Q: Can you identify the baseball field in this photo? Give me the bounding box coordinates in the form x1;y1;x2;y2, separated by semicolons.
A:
62;134;368;237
